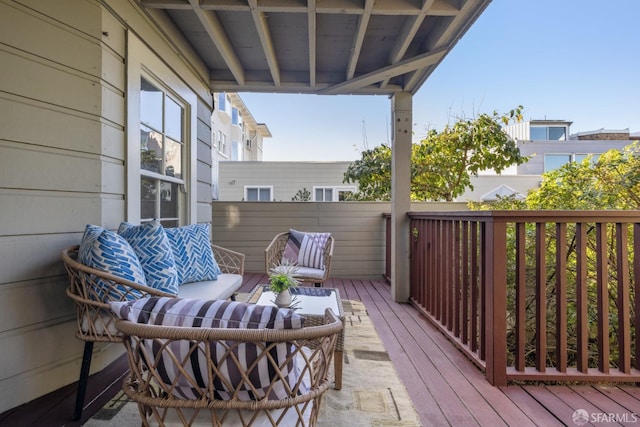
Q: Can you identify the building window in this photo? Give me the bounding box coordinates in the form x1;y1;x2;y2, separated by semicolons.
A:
245;186;272;201
544;153;600;172
139;77;186;227
231;107;242;126
231;140;241;161
219;133;227;156
531;126;567;141
218;92;226;112
313;186;356;201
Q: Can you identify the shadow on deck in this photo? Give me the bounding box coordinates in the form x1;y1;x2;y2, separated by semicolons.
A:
2;275;638;426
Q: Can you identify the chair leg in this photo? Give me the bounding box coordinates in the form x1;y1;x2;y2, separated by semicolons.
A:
314;282;322;288
72;341;94;421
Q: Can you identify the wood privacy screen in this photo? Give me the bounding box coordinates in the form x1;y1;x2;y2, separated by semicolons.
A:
405;211;640;386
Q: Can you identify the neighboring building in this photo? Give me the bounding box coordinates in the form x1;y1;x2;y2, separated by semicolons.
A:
211;92;271;199
218;161;357;202
503;120;633;174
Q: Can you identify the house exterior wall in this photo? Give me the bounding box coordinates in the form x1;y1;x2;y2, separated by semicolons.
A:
211;201;469;278
515;139;631;175
0;0;213;413
219;161;356;202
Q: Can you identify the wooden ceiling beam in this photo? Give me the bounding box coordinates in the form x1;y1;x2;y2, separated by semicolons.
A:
248;0;281;86
187;0;245;85
308;0;317;87
345;0;374;80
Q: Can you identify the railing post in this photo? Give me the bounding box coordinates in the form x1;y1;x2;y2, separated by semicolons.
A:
483;218;507;386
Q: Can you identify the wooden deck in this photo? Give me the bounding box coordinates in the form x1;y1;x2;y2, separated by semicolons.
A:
2;275;638;426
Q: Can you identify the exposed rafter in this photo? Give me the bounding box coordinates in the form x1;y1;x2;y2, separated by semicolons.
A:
138;0;490;95
345;0;374;80
248;0;280;86
187;0;245;86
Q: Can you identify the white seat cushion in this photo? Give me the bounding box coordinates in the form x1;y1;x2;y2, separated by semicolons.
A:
295;266;325;280
177;273;243;300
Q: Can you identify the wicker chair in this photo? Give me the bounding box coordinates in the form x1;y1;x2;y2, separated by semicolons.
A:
62;244;245;421
265;232;334;287
116;309;342;426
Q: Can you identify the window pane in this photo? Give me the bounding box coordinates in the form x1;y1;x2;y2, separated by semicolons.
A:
548;127;566;141
315;188;324;201
165;137;182;178
259;188;270;201
338;190;352;201
165;97;183;141
324;188;333;201
530;127;546;140
218;93;226;111
544;154;571;172
141;177;157;220
140;125;163;173
160;181;178;219
231;141;239;161
140;78;163;131
232;108;239;125
247;188;258;201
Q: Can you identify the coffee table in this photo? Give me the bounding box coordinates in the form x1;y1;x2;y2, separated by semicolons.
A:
246;285;345;390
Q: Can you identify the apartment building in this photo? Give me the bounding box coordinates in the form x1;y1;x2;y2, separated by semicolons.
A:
503;120;633;174
211;92;271;199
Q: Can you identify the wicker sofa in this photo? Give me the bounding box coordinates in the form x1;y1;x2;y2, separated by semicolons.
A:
63;241;245;421
112;298;342;426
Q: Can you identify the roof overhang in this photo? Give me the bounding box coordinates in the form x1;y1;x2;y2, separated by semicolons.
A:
138;0;491;96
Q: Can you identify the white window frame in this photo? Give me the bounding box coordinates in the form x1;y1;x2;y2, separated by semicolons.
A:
218;133;228;157
244;186;273;201
312;186;357;201
126;34;197;225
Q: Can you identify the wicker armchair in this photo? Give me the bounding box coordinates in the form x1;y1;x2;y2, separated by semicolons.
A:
116;309;342;426
265;232;334;287
62;244;245;421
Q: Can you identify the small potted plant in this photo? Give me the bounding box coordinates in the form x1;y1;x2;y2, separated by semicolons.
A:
268;260;300;307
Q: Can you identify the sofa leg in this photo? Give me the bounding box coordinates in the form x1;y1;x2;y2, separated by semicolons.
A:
72;341;94;421
230;293;236;301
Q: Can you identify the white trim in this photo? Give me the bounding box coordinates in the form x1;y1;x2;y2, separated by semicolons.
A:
244;185;273;201
126;33;197;225
312;185;357;201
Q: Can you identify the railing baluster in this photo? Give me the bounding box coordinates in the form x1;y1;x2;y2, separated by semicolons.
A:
515;222;526;372
615;223;630;373
535;222;546;373
454;220;461;337
471;221;479;353
462;221;470;345
555;223;567;372
596;223;610;373
576;222;588;373
634;224;640;371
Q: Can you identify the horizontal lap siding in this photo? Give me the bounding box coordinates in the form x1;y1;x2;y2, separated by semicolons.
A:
0;0;212;413
0;0;126;413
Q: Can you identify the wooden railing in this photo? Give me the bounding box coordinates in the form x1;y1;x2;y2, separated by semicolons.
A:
407;211;640;386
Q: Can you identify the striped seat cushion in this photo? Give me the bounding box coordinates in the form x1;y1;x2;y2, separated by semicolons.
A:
165;224;222;285
118;221;179;295
79;224;146;301
282;229;331;270
110;297;306;401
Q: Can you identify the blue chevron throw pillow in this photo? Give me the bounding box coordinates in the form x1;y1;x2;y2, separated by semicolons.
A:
118;221;179;296
165;224;222;285
79;224;146;301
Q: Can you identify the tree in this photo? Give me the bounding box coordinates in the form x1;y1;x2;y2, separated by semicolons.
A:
343;106;526;201
292;188;311;202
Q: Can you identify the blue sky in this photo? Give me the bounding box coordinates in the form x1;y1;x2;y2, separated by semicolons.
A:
240;0;640;161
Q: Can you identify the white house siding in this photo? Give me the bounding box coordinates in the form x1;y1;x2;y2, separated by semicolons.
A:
0;0;212;413
516;140;632;175
219;161;354;201
211;202;469;278
456;176;542;202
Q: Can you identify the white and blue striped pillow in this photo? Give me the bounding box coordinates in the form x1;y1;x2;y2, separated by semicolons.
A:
110;297;306;401
164;224;222;285
118;221;179;296
79;224;146;301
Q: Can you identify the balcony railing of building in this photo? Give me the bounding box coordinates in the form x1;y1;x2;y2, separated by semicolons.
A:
404;211;640;386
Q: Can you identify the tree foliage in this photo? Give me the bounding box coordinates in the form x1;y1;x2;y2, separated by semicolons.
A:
344;106;527;201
